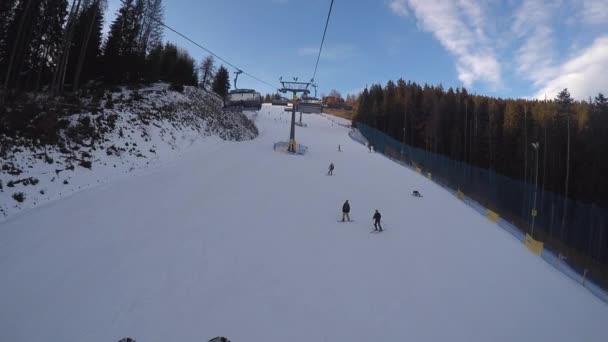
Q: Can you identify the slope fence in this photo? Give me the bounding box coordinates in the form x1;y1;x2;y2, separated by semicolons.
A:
353;122;608;304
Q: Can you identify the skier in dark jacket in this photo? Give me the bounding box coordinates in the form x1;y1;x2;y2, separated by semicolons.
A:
373;210;382;231
328;162;334;176
342;200;351;221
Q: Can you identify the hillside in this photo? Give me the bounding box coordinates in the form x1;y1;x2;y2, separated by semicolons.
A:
0;84;257;220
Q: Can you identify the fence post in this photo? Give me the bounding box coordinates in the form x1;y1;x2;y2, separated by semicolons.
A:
583;268;589;286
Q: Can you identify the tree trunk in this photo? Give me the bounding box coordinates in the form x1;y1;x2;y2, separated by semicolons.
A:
540;124;548;232
523;106;528;218
464;100;468;163
53;0;81;94
3;0;33;93
34;45;50;92
488;111;493;170
560;116;571;243
588;205;595;263
59;0;83;93
52;0;78;92
73;2;99;91
598;215;605;264
202;71;208;90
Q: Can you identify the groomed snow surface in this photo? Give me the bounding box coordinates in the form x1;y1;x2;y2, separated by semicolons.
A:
1;104;607;342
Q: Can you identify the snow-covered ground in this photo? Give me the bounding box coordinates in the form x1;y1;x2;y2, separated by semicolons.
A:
0;84;256;220
0;104;606;342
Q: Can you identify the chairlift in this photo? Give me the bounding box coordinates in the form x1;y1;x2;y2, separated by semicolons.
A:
272;94;289;106
226;89;262;111
297;93;323;114
225;69;262;111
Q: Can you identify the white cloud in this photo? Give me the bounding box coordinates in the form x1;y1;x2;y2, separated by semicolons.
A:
388;0;409;17
392;0;501;87
535;36;608;99
388;0;607;98
512;0;558;86
297;44;357;61
512;0;608;99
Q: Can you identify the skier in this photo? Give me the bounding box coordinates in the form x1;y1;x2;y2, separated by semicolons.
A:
328;162;335;176
338;144;342;152
341;200;351;222
373;209;383;232
368;144;372;152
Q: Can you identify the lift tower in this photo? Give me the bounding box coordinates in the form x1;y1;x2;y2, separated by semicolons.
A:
279;78;310;153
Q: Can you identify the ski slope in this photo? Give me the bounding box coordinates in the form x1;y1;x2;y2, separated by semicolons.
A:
0;104;606;342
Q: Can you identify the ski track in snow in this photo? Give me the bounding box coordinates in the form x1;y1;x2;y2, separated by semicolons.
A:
0;104;607;342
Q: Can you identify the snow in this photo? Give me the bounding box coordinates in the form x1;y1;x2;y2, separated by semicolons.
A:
0;84;256;220
0;104;607;342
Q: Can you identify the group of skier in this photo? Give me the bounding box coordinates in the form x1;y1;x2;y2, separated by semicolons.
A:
341;200;382;232
328;147;383;232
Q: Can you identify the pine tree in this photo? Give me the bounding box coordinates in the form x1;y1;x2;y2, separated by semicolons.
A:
69;0;104;89
170;48;198;86
144;43;163;81
103;0;144;84
199;55;214;90
141;42;197;86
555;88;574;244
212;65;230;99
355;87;371;124
0;0;18;79
2;0;36;90
383;80;397;135
2;0;68;92
138;0;163;55
590;93;608;208
52;0;85;93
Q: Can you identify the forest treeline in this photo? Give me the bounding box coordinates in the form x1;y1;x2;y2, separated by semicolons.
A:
0;0;231;98
354;80;608;209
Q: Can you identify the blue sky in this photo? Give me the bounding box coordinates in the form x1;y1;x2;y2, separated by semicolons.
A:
106;0;608;100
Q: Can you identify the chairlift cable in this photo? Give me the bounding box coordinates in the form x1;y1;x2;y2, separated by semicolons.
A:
311;0;335;83
155;20;279;90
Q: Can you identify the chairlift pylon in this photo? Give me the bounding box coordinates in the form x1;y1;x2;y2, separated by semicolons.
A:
233;70;243;89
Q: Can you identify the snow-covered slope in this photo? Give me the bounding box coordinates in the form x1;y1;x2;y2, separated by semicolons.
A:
0;104;606;342
0;84;257;220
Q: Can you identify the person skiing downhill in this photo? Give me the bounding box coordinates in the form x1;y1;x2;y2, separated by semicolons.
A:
342;200;351;221
373;210;382;232
328;162;335;175
338;144;342;152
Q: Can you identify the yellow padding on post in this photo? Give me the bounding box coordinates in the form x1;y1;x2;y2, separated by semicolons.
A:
524;234;544;256
456;190;465;200
288;139;297;152
427;172;432;179
415;167;422;173
486;209;499;223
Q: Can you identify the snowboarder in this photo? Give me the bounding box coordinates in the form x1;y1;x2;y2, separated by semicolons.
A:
328;162;335;175
342;200;351;221
373;209;383;232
